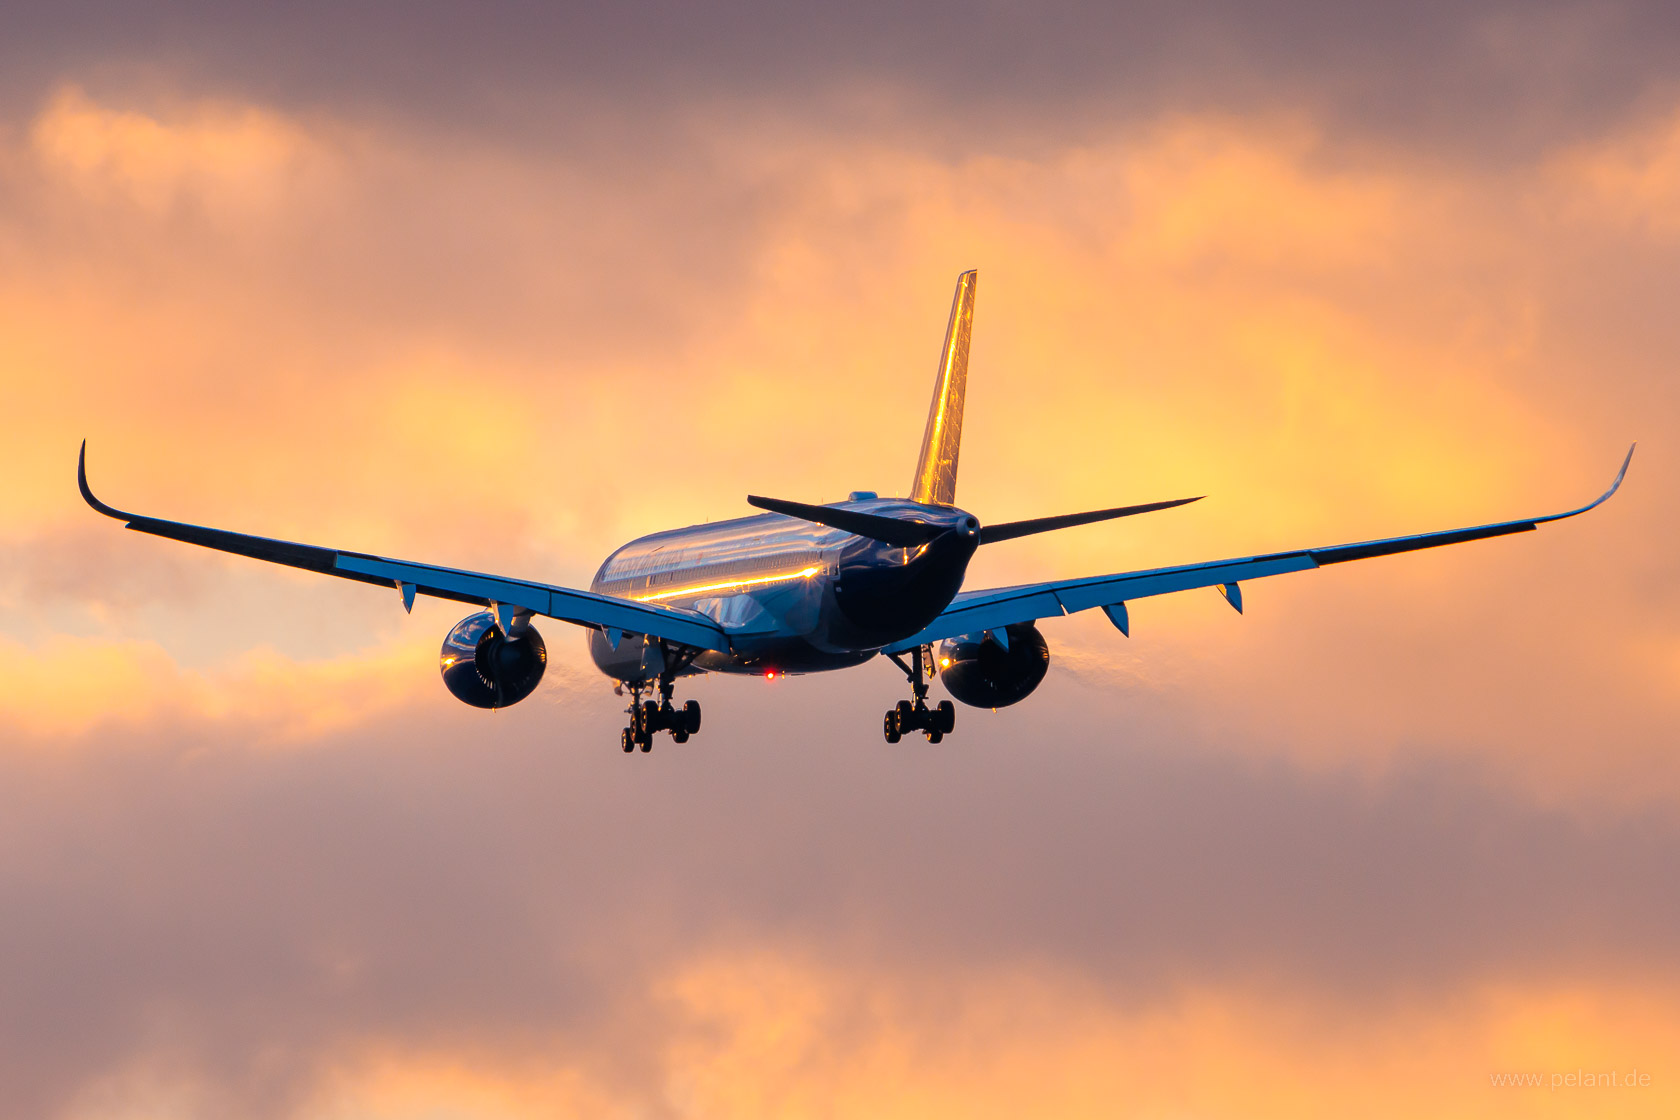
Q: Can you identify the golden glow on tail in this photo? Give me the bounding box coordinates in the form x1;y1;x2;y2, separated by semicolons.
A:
910;270;976;506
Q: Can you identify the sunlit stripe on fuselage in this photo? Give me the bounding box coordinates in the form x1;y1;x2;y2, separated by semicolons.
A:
631;565;822;603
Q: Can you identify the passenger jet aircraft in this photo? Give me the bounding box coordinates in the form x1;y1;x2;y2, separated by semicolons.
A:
79;271;1633;751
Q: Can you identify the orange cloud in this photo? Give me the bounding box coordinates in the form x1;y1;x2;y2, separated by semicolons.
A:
3;87;1670;805
29;84;337;219
1553;108;1680;234
3;53;1678;1120
212;955;1680;1118
0;632;427;744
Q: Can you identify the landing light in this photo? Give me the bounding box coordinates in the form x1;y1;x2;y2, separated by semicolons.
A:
939;657;951;668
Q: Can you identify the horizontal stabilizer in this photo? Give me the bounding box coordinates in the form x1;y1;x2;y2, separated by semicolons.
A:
979;495;1203;544
746;494;945;548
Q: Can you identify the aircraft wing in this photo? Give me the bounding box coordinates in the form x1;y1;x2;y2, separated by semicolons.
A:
77;444;731;653
885;445;1635;652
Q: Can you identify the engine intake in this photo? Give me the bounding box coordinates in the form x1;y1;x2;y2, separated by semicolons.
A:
937;622;1049;708
441;611;548;709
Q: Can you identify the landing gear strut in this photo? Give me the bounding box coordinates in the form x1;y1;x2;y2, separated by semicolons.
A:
883;645;955;743
620;644;701;753
621;677;702;753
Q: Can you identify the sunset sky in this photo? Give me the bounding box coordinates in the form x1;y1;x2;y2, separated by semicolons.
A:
3;3;1680;1117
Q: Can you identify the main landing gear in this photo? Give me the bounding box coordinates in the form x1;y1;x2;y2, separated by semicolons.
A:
883;645;955;743
621;672;702;753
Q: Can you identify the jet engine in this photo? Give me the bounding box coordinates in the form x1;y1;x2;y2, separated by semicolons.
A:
936;622;1050;708
440;611;548;709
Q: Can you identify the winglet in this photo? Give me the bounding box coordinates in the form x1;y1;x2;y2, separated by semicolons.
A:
78;441;135;522
1533;443;1636;525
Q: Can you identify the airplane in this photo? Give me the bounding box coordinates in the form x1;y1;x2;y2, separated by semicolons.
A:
78;270;1634;752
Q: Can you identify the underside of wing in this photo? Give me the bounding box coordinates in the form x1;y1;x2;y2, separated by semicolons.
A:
78;443;730;652
886;445;1635;651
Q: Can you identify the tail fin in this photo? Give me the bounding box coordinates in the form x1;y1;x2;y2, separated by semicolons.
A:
910;269;977;506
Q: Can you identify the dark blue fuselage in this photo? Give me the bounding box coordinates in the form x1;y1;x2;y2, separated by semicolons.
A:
585;498;979;681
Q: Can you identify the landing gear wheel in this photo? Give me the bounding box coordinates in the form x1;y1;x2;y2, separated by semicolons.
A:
624;670;703;749
884;644;957;743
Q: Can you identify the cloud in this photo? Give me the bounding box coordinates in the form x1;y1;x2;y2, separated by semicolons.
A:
4;703;1679;1116
1554;108;1680;234
150;972;1666;1117
0;632;422;743
0;526;210;614
2;69;1679;1119
29;85;335;220
11;89;1663;790
7;1;1680;163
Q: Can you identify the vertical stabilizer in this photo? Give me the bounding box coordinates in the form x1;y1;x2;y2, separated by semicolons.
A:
910;269;977;505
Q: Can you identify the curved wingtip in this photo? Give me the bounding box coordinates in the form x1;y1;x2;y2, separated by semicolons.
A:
1591;442;1636;510
1613;441;1636;490
78;441;133;522
1538;442;1636;524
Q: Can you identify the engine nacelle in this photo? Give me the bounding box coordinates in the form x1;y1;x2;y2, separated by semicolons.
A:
440;611;548;709
937;622;1050;708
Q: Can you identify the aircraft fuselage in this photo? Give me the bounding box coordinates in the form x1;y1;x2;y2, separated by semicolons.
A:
585;496;980;681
